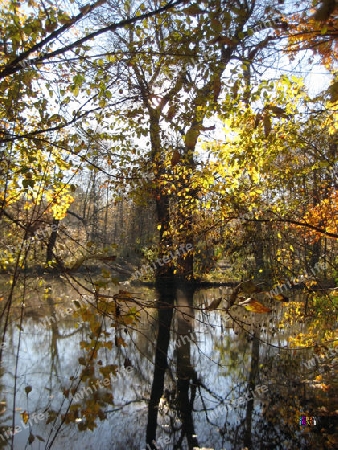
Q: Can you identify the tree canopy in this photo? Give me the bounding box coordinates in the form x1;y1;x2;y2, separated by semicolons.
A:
0;0;336;278
0;0;337;448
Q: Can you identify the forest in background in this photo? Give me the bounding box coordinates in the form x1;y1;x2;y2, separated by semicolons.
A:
0;0;337;279
0;1;338;449
0;0;337;286
0;0;337;335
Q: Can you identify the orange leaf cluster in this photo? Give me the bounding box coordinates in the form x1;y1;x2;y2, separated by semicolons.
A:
303;190;338;241
285;6;338;69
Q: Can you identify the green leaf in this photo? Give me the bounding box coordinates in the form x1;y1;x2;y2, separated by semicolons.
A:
210;19;222;33
22;179;35;189
184;4;202;15
25;385;32;394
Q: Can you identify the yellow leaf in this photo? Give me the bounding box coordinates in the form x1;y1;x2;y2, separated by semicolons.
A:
21;411;29;425
239;298;272;313
273;293;289;302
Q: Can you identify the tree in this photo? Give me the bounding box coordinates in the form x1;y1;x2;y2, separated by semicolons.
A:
200;74;337;281
93;0;291;281
0;0;187;270
284;0;338;69
1;1;337;448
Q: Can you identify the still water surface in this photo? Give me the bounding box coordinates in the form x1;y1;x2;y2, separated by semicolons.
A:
0;275;337;449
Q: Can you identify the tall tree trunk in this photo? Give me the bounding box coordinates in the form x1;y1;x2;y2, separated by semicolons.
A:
310;169;321;268
254;222;265;278
46;218;59;264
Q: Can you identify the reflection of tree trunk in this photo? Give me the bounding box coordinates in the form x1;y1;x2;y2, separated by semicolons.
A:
46;292;61;373
146;274;175;449
175;283;198;449
146;280;199;449
243;330;260;449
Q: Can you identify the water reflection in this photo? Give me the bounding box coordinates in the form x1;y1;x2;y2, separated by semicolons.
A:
146;278;199;449
0;276;336;449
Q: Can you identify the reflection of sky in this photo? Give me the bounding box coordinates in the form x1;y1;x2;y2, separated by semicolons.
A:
1;315;155;449
0;283;326;449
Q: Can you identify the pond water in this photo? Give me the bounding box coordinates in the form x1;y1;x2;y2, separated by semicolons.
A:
0;275;337;450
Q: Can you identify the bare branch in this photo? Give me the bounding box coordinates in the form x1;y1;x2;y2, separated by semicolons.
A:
0;0;186;79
